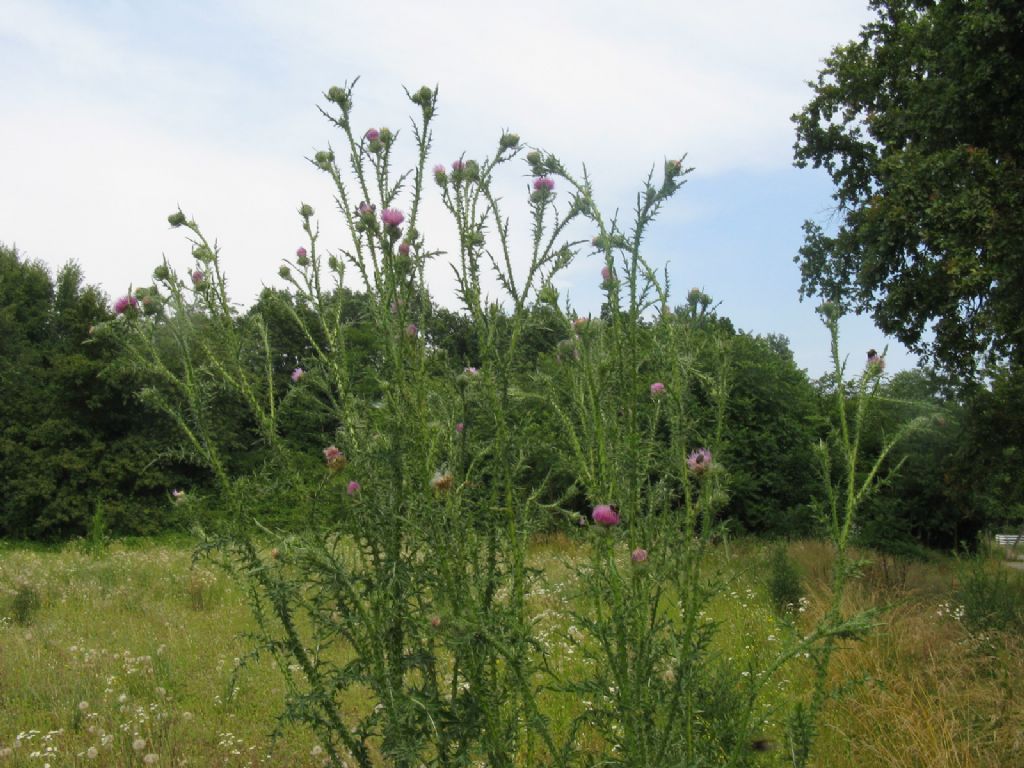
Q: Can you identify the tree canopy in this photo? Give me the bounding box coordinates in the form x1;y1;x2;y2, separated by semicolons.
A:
793;0;1024;379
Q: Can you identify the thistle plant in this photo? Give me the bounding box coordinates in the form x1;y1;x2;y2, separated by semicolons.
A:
102;83;907;767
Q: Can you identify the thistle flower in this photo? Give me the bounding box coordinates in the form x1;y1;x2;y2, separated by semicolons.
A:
405;323;418;338
296;246;307;259
433;164;447;184
866;349;885;372
464;366;478;376
364;128;380;142
601;265;612;283
114;295;139;315
171;489;185;502
290;368;304;382
592;504;620;526
323;445;347;471
451;159;466;172
431;470;454;492
191;270;204;287
687;448;712;474
455;422;464;434
631;548;648;563
398;241;410;256
533;176;555;192
650;382;666;397
430;615;442;629
347;480;361;496
381;208;405;227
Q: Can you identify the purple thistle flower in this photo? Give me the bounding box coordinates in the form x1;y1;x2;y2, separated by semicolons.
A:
114;295;139;315
631;548;648;563
381;208;405;227
365;128;380;142
601;265;612;282
347;480;361;496
687;448;712;475
191;270;204;286
405;323;418;338
451;160;466;172
455;422;464;434
323;445;347;471
464;366;478;376
398;242;410;256
592;504;620;527
650;382;666;397
577;515;588;527
291;368;304;383
533;176;555;192
171;489;186;502
296;247;307;259
867;349;886;372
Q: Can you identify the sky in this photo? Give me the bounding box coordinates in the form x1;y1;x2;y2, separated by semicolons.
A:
0;0;919;378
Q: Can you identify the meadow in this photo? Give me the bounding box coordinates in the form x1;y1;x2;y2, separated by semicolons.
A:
1;536;1021;767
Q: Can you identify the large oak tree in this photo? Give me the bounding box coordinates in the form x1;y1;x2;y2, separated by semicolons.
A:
793;0;1024;378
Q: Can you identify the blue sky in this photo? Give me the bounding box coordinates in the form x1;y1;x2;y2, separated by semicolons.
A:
0;0;917;377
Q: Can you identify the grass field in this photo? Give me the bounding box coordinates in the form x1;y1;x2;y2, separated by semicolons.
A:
1;536;1021;767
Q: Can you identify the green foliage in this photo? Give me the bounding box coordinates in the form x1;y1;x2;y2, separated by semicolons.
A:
793;0;1024;378
955;554;1024;634
767;544;804;616
9;581;41;625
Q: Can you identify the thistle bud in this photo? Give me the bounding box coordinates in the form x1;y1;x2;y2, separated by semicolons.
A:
153;265;170;281
326;86;351;111
499;132;520;150
464;159;480;182
410;86;434;107
167;211;187;227
298;203;314;218
526;150;542;165
313;150;335;170
279;265;291;279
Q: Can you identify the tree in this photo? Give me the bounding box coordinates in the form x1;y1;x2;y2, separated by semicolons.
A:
793;0;1024;378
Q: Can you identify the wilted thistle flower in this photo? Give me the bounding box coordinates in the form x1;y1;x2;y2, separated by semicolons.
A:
430;615;442;629
78;700;89;712
381;208;405;227
114;295;139;315
592;504;620;526
86;746;98;759
533;176;555;192
631;548;648;563
347;480;361;496
323;445;347;471
431;470;454;492
143;754;159;765
290;368;304;383
191;270;204;287
132;738;147;752
650;382;666;397
687;448;712;475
